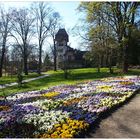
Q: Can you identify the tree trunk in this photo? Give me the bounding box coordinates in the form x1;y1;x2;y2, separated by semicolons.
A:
0;46;5;77
109;66;113;74
108;49;114;74
23;46;28;75
97;66;100;73
24;56;28;75
108;57;113;74
38;44;42;75
117;37;123;69
64;69;68;79
97;55;101;73
0;35;7;77
53;40;57;71
122;45;129;73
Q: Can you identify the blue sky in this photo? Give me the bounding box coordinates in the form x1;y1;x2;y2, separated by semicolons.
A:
50;1;82;50
1;1;82;50
51;2;80;29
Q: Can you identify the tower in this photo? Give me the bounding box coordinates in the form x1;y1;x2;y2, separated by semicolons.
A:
55;29;69;65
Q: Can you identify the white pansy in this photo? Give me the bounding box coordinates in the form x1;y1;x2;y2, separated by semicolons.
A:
21;110;70;132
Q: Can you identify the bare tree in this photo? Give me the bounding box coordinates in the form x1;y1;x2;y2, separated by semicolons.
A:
32;2;53;74
10;8;35;75
0;7;11;77
49;12;61;71
11;43;38;75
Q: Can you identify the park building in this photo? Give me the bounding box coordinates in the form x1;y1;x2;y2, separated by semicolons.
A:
55;28;88;69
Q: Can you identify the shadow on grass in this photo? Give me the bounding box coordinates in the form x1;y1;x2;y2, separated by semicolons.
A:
70;71;119;80
127;69;140;76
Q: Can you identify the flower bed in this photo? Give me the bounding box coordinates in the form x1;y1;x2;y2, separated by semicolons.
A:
0;76;140;138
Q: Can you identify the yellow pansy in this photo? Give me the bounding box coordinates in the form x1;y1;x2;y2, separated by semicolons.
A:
120;81;134;85
54;123;61;128
0;105;11;111
64;97;87;106
42;91;60;98
56;127;61;131
37;118;89;138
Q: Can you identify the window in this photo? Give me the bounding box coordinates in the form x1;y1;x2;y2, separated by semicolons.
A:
59;55;63;61
68;55;71;60
59;43;63;46
58;48;63;52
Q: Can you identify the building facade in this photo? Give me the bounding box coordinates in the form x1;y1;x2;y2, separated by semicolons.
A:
55;28;88;68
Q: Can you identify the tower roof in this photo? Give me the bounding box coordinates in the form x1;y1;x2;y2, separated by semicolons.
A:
55;28;69;42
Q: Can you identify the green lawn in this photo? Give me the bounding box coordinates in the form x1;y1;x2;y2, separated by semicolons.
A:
0;68;140;97
0;73;43;85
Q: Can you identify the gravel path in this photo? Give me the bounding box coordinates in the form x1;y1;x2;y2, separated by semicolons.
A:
0;74;49;89
86;93;140;138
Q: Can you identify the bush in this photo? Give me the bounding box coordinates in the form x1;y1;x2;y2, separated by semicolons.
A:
17;72;23;87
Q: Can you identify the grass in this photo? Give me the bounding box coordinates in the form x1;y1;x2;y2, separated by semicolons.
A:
0;73;44;85
0;68;140;97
